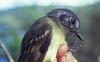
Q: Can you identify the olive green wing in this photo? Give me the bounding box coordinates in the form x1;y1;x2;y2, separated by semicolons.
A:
18;21;52;62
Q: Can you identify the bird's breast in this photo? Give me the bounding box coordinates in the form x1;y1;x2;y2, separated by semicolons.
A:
43;18;67;62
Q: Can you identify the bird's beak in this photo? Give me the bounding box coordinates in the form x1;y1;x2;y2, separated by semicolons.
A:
74;31;84;41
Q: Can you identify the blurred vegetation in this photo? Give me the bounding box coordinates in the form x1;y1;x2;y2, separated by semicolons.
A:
0;2;100;62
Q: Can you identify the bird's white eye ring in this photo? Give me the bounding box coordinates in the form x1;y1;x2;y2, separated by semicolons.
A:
75;20;79;28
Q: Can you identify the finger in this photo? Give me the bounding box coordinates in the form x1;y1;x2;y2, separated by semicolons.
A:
65;52;78;62
57;56;66;62
56;44;68;59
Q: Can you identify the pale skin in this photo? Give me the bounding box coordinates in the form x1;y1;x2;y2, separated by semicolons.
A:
53;44;78;62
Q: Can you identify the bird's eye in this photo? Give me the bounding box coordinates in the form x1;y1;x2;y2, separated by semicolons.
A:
70;17;75;25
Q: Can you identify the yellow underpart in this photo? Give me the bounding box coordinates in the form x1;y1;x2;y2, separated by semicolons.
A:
43;18;67;62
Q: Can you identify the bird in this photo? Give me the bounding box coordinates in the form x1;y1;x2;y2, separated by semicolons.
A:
18;8;83;62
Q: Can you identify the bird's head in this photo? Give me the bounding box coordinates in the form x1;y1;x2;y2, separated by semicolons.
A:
47;8;83;41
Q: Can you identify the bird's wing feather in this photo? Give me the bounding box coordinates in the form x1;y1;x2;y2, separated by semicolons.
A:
18;20;52;62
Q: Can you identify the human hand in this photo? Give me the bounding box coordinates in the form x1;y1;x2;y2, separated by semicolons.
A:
53;44;78;62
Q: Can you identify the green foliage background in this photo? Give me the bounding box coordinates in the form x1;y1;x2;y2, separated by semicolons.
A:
0;3;100;62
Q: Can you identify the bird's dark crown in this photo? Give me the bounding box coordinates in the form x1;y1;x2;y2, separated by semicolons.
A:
47;8;78;19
